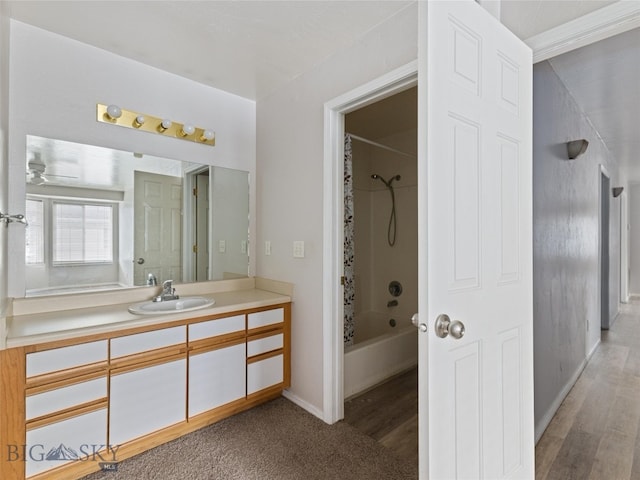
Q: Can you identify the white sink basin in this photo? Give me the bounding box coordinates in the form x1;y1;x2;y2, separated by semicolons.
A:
128;296;215;315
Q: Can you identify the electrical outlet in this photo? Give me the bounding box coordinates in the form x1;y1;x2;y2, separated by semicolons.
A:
218;240;226;253
241;240;247;254
293;241;305;258
265;241;271;256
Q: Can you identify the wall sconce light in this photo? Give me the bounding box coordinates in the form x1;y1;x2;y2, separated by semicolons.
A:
566;139;589;159
612;187;624;198
96;104;215;146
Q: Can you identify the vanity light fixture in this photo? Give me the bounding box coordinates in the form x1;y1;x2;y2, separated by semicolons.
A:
105;104;122;120
200;130;215;142
96;103;215;146
181;124;195;137
158;119;172;132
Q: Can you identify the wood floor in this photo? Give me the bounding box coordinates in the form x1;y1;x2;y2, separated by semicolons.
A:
344;302;640;479
536;300;640;480
343;367;418;467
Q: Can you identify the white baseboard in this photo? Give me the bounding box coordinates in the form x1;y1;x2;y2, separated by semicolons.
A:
282;389;325;421
534;338;601;443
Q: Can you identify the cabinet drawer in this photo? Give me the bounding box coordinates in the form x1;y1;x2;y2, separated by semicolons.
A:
26;376;107;420
189;314;245;341
247;354;283;395
26;407;107;478
26;340;108;378
247;308;284;330
247;333;283;357
111;326;186;358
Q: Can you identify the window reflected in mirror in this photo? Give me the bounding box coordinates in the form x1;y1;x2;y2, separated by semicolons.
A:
24;135;249;297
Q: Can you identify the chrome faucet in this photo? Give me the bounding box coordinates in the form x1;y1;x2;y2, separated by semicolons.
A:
153;279;179;302
146;273;158;286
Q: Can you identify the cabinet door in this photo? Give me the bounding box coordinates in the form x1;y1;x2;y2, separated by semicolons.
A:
247;354;283;396
110;359;186;446
188;343;246;417
26;408;108;478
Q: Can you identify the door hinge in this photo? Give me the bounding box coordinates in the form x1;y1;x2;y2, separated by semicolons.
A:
193;187;198;197
193;244;198;253
340;276;345;285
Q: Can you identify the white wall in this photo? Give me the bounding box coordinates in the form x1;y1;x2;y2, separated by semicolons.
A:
256;4;417;414
532;61;622;439
0;3;10;347
7;21;256;297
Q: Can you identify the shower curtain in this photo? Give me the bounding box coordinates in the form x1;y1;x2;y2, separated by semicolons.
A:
344;134;355;345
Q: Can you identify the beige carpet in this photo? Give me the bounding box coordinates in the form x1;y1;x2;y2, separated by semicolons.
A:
82;397;418;480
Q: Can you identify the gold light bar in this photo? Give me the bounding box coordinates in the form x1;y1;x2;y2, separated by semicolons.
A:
96;104;215;146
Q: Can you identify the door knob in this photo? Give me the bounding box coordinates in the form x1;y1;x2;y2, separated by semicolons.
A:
136;257;145;264
411;313;427;333
434;314;465;339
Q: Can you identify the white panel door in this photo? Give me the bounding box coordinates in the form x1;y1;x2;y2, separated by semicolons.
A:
418;1;533;479
134;171;183;285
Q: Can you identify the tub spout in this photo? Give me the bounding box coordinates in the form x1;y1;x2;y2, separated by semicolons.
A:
387;299;398;307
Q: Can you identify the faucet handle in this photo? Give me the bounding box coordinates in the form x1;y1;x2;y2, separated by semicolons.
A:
162;279;173;288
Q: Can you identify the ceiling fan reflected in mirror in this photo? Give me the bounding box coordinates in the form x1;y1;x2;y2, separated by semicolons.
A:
27;154;78;185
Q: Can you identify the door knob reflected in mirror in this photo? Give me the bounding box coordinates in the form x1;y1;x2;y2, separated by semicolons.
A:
136;257;145;265
434;314;465;339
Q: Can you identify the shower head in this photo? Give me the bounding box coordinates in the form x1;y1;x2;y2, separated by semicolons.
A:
371;173;400;188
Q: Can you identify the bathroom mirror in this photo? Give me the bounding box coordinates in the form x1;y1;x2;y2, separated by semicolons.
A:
23;135;250;296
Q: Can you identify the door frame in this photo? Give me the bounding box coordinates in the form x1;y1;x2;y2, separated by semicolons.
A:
619;189;629;303
183;165;210;282
598;164;611;332
322;61;417;424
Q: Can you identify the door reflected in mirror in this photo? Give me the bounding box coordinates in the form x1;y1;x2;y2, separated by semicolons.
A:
24;135;249;297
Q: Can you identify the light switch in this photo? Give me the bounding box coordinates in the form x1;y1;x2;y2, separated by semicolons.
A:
293;241;305;258
218;240;226;253
265;241;271;256
241;240;247;254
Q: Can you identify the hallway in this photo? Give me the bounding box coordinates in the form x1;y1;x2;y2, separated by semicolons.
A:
536;300;640;479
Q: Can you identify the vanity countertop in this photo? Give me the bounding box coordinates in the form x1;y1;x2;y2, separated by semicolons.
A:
5;277;292;349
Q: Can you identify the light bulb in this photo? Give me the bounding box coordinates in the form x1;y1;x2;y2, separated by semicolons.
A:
134;115;146;127
158;119;172;132
200;130;214;141
106;104;122;120
181;124;195;136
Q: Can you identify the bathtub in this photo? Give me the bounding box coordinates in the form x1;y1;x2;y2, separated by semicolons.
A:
344;310;418;398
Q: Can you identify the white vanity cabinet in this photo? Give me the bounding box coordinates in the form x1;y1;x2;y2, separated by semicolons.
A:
2;301;290;480
188;315;246;418
109;326;187;446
